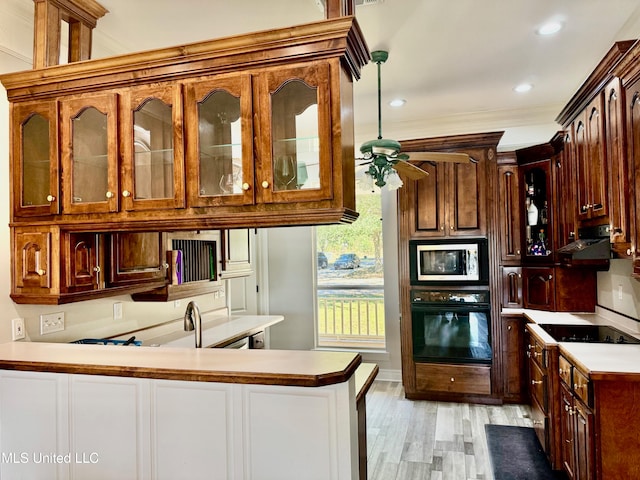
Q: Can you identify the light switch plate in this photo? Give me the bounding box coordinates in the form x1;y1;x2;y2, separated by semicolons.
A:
40;312;65;335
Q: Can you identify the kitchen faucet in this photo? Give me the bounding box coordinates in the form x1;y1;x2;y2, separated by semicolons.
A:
183;301;202;348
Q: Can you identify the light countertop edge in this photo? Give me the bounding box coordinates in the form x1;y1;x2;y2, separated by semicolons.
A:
0;342;362;388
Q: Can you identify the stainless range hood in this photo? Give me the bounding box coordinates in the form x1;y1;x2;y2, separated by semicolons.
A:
557;225;611;269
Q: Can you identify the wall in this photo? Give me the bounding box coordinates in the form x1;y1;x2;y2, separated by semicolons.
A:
597;259;640;320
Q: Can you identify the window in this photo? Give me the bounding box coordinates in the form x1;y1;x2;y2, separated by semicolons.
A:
315;189;385;349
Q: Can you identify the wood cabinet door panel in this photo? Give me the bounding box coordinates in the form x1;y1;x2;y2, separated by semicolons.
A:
184;74;254;207
12;101;60;218
107;232;167;286
413;162;444;236
626;78;640;276
448;161;485;235
498;165;521;263
415;363;491;395
574;399;594;480
256;61;333;204
14;230;52;291
523;267;555;310
121;83;185;211
61;93;119;215
63;232;99;293
501;267;523;308
559;383;577;479
585;94;608;220
502;315;526;399
605;77;629;248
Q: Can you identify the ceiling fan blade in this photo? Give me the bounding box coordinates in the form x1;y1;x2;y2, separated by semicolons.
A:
392;161;429;180
403;151;472;163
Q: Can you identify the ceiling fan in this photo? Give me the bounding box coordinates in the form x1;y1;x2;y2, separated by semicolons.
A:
359;50;473;188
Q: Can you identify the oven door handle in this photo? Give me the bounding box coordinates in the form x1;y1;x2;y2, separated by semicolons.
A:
410;303;489;313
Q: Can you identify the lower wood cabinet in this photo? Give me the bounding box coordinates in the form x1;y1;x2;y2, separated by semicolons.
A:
558;356;595;480
500;314;527;402
415;363;491;396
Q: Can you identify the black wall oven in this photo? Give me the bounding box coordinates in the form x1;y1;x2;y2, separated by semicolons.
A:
410;290;492;364
409;238;489;285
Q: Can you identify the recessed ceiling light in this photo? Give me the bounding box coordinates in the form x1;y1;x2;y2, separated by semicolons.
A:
514;83;533;93
536;21;563;36
389;99;406;107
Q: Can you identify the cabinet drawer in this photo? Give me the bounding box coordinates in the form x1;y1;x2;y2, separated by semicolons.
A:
558;355;572;386
415;363;491;395
530;398;549;453
572;367;592;407
529;358;547;412
528;336;546;369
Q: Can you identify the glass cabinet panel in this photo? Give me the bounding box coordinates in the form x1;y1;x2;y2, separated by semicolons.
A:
197;89;243;196
523;165;551;258
271;79;319;191
22;114;50;208
71;107;109;205
133;98;174;200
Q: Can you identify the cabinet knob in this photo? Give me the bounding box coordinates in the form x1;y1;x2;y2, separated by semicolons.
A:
36;269;46;276
531;380;543;385
516;250;521;255
548;275;553;280
162;263;169;270
46;194;55;202
450;226;455;230
261;181;270;189
565;405;574;415
533;420;544;426
440;226;445;231
105;191;114;199
450;377;455;382
122;190;131;198
627;248;633;256
242;183;251;191
93;266;101;273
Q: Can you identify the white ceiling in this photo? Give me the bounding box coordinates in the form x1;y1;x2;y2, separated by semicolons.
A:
2;0;640;151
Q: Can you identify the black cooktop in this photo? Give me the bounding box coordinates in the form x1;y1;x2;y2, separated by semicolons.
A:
539;324;640;344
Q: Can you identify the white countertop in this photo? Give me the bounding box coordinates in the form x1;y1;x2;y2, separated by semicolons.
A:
113;314;284;348
508;307;640;377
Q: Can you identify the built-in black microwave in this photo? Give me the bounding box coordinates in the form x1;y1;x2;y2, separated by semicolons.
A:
409;238;489;285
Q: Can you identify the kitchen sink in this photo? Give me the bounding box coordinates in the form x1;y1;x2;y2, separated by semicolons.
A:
538;324;640;344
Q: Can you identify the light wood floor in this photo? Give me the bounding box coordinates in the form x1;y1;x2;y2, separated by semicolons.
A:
366;381;533;480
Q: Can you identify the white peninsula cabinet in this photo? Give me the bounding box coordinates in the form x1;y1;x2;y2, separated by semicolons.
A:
0;343;368;480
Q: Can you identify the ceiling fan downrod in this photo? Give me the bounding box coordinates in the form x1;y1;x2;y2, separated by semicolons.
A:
371;50;388;141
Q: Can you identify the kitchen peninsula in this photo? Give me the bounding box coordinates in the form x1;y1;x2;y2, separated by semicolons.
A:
0;342;375;479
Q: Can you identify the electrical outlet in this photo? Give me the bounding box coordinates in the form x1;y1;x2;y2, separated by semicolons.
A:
618;284;624;301
113;302;123;320
11;318;25;341
40;312;65;335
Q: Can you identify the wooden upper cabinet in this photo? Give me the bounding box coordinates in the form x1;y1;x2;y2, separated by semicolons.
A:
574;93;608;224
408;158;487;238
626;76;640;278
62;232;100;293
184;74;254;207
121;83;185;211
604;77;631;254
61;93;119;215
256;61;333;204
497;164;522;263
106;232;168;287
11;101;60;218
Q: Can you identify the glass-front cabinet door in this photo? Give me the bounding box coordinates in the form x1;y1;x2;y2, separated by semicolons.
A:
521;160;553;263
256;62;332;203
61;94;118;214
12;101;59;217
184;75;254;207
121;84;185;211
